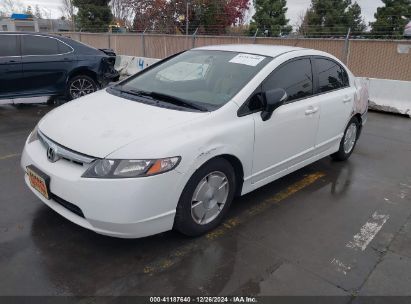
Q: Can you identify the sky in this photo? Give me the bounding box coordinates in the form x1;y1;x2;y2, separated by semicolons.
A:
15;0;383;26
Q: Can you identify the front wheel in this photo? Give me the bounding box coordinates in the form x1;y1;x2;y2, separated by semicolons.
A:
331;117;360;161
174;158;236;236
66;75;97;100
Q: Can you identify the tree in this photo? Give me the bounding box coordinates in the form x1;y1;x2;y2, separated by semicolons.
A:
346;2;367;33
302;0;366;37
109;0;134;28
249;0;292;37
60;0;76;31
370;0;411;39
130;0;250;35
72;0;112;32
0;0;24;14
34;5;42;19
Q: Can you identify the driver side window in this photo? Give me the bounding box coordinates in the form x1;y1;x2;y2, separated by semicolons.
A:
262;58;313;103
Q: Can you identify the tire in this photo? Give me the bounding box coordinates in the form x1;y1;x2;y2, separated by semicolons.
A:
174;158;236;236
66;75;97;101
331;117;360;161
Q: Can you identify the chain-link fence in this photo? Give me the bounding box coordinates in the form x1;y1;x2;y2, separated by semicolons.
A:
61;32;411;81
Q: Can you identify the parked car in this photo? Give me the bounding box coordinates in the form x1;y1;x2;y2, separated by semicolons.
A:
0;32;119;101
21;45;369;238
405;21;411;38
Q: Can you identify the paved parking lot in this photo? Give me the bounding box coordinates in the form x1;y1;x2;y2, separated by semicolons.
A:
1;103;411;298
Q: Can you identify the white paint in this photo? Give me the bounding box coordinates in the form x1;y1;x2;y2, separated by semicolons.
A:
359;77;411;118
331;258;352;275
346;212;389;251
229;53;266;66
397;44;411;54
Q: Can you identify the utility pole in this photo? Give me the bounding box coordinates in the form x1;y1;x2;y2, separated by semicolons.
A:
186;0;189;35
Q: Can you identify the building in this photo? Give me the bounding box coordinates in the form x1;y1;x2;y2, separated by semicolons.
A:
0;13;72;32
0;13;38;32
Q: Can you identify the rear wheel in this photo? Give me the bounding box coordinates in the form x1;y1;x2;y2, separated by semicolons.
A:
66;75;97;100
174;158;236;236
331;117;360;161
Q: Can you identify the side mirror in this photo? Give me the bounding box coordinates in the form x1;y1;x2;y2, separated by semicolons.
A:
261;88;288;121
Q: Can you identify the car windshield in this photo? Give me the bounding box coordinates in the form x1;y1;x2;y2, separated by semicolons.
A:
115;50;272;111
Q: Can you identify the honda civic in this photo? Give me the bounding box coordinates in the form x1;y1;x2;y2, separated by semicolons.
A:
21;44;368;238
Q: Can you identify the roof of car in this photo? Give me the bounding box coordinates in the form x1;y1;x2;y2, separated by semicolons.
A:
193;44;306;57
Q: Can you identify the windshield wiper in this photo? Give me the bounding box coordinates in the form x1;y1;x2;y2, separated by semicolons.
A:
122;89;208;112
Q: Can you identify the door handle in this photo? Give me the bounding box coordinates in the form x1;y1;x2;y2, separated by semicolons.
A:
343;96;352;103
305;106;319;115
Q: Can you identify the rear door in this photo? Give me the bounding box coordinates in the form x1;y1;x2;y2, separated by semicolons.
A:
21;34;74;95
0;34;23;98
312;57;354;154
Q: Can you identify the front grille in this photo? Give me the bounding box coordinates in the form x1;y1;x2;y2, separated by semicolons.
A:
50;193;85;218
37;130;96;165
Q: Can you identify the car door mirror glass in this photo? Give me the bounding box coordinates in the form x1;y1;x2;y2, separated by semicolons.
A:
261;88;287;121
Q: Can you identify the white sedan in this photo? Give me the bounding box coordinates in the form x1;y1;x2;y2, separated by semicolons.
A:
21;45;369;238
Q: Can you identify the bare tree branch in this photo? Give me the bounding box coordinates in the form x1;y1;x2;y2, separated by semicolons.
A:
60;0;75;30
109;0;134;28
0;0;25;14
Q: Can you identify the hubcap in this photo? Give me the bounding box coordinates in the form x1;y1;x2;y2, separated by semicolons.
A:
70;78;95;99
343;123;357;154
191;171;229;225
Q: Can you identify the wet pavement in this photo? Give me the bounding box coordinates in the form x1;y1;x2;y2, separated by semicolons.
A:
1;104;411;298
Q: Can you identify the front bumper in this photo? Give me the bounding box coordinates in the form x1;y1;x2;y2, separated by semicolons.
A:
21;139;185;238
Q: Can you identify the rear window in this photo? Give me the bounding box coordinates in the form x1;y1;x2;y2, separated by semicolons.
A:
0;35;19;57
21;35;59;56
315;58;349;93
58;41;72;53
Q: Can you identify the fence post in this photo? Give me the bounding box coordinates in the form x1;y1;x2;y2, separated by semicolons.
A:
192;27;198;48
108;33;111;49
343;27;351;65
253;29;259;44
79;32;82;42
141;28;146;57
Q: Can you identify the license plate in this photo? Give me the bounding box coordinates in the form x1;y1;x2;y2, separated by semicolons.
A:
27;165;50;200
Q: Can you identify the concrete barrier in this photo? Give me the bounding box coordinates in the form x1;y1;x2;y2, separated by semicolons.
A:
360;78;411;117
114;55;160;77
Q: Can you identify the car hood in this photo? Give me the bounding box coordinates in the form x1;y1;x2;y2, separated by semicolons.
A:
38;90;208;158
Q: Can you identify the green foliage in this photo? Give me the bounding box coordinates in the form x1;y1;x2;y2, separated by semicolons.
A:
249;0;292;37
301;0;366;37
370;0;411;39
72;0;112;32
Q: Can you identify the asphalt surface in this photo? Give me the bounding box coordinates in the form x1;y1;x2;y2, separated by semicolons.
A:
1;103;411;299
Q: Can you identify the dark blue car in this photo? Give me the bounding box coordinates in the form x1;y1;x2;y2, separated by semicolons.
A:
0;32;119;101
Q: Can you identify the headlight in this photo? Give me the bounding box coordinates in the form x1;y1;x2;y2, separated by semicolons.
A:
27;125;39;144
82;157;181;178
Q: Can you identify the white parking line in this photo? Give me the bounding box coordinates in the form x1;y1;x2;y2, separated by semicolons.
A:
346;211;390;251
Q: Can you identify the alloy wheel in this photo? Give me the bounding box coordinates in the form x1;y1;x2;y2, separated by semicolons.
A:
70;78;95;99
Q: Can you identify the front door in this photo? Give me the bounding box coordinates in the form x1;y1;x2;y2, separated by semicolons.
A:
21;34;72;96
252;58;320;185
